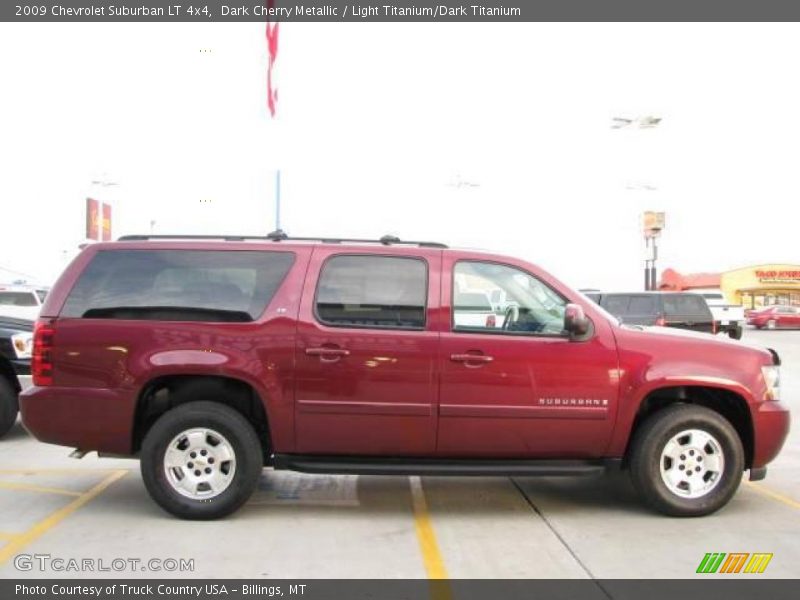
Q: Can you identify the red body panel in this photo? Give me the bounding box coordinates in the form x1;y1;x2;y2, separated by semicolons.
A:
436;252;620;457
19;240;790;472
293;246;442;455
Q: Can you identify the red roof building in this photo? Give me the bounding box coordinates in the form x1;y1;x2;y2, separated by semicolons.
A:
659;268;721;291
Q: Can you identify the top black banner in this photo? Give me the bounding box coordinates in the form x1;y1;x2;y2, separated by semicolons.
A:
5;0;800;22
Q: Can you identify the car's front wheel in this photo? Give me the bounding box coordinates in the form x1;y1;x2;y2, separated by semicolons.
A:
141;401;263;519
629;404;744;517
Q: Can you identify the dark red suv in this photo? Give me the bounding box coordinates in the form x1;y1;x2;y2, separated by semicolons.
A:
20;233;789;519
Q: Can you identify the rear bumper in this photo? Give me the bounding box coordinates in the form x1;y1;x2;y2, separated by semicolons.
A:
19;385;137;455
751;401;791;469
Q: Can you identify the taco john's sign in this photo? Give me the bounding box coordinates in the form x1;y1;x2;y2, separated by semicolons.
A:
755;269;800;285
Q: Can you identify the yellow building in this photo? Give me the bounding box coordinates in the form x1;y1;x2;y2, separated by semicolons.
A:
721;264;800;309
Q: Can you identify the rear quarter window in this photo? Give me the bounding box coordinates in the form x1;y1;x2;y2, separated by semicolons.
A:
628;296;657;314
601;295;630;316
61;249;295;322
0;292;37;307
663;295;711;317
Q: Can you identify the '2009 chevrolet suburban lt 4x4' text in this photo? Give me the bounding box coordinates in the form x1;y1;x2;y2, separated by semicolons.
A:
20;233;789;519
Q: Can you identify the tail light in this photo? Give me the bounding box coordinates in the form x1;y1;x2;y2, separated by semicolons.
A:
32;320;55;386
486;315;496;328
712;321;717;334
655;314;666;327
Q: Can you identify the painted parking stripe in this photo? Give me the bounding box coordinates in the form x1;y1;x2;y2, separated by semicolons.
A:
0;468;122;475
409;476;449;580
0;532;20;541
0;481;82;497
0;469;128;565
746;481;800;510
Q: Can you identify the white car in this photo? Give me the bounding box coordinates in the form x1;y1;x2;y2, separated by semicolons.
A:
0;286;48;321
695;288;745;339
453;290;500;329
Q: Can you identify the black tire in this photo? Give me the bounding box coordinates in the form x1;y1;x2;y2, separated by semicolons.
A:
728;326;743;340
0;377;19;439
141;401;263;520
629;404;744;517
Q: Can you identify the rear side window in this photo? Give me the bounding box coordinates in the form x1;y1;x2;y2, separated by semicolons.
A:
62;250;295;322
315;255;427;330
663;295;710;317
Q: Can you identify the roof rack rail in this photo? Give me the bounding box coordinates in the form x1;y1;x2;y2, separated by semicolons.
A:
117;231;448;249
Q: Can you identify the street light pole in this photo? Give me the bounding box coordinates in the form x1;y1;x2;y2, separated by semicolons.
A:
611;115;663;290
275;169;281;231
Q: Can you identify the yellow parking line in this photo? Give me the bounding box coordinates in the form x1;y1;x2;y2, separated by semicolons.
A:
0;532;20;541
0;469;127;565
746;481;800;510
0;481;81;497
409;476;449;580
0;468;120;475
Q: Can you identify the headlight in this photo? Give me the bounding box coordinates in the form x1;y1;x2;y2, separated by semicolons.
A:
762;365;781;401
11;332;33;359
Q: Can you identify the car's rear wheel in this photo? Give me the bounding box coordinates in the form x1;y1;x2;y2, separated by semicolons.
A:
141;401;263;519
629;404;743;517
0;377;19;439
728;326;743;340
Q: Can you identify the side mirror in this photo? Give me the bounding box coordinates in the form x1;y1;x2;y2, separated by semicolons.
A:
564;303;591;339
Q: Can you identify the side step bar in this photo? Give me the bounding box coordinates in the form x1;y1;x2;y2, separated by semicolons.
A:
273;454;613;477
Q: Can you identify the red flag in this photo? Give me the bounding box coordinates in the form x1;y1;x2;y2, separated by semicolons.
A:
266;1;279;117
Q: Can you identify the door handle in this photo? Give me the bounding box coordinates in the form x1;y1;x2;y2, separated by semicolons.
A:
450;353;493;364
306;347;350;359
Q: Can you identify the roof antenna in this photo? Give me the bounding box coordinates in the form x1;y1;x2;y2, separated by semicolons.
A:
379;235;401;245
267;229;288;241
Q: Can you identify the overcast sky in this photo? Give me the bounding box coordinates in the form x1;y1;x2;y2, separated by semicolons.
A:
0;23;798;288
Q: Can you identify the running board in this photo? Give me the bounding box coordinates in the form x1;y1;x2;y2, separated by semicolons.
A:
273;454;612;477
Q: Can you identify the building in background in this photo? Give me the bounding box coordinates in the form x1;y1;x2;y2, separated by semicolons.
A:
660;264;800;308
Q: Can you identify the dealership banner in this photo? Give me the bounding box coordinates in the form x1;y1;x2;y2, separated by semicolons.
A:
7;0;800;22
4;580;798;600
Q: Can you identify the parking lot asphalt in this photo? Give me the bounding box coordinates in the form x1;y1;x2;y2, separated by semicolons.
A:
0;329;797;580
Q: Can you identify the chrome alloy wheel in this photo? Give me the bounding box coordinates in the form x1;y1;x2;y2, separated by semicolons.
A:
163;428;236;499
659;429;725;499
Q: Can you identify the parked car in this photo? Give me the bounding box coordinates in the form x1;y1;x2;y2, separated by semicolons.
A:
747;305;800;329
694;289;745;340
20;233;788;519
0;286;48;321
586;291;716;335
0;316;33;438
453;290;497;328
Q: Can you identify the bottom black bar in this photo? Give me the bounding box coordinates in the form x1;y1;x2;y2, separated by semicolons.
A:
3;580;797;600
